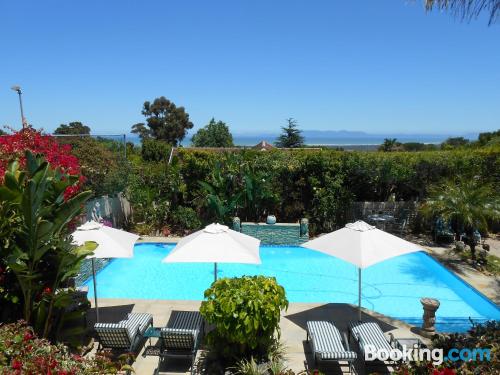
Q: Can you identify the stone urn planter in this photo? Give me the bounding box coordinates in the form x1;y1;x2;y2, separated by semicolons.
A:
232;217;241;231
420;297;440;338
266;215;277;225
455;241;466;252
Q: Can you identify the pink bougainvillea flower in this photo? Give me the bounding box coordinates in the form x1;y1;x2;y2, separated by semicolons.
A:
0;127;83;200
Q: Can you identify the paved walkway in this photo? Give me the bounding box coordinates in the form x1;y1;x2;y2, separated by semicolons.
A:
405;235;500;304
88;299;428;375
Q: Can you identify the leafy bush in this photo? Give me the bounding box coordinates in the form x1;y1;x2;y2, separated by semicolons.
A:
126;145;500;236
141;138;171;162
200;276;289;361
395;320;499;374
62;137;129;196
0;321;133;374
0;151;92;340
170;206;202;233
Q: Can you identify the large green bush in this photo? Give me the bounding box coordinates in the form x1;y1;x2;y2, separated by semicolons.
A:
141;138;171;162
57;136;128;197
125;146;499;235
170;206;201;233
0;152;92;340
200;276;289;360
395;320;499;374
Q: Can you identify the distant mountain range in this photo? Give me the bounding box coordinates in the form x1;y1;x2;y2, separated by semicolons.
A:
229;130;478;146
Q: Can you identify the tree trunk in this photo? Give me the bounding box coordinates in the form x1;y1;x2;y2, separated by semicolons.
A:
466;228;477;260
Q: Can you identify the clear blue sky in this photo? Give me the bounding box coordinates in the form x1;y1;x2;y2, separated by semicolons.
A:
1;0;499;135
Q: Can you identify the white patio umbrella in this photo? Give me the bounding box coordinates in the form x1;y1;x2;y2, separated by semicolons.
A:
162;223;261;282
72;221;139;322
302;220;423;320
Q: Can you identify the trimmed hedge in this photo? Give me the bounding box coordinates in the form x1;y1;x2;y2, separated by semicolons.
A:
127;147;499;235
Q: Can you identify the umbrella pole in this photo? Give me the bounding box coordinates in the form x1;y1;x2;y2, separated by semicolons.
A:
358;267;362;321
214;262;218;282
92;258;100;323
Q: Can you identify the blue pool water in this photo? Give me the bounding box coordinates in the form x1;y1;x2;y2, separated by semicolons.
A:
84;243;500;332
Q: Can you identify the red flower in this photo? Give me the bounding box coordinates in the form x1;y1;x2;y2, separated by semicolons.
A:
43;287;52;295
432;368;456;375
23;331;34;341
11;359;22;370
0;128;83;199
49;358;58;368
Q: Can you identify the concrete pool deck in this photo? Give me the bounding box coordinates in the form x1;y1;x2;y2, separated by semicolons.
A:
97;235;500;374
87;299;428;375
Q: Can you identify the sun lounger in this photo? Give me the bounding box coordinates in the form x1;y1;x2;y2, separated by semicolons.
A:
158;311;204;375
307;321;357;373
94;312;153;352
349;321;394;365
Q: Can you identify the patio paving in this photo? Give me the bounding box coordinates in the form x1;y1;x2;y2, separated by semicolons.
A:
87;299;429;375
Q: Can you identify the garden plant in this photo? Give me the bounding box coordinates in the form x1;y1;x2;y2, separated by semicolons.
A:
200;275;289;367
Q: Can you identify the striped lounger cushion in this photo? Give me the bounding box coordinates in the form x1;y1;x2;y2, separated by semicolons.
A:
95;312;153;349
349;321;393;354
161;311;204;351
124;313;153;339
307;321;357;361
94;323;131;349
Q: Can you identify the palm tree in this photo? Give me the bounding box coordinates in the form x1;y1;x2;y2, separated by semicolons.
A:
424;0;498;25
421;178;500;259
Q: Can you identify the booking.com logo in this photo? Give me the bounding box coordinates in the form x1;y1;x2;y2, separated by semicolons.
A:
365;345;491;365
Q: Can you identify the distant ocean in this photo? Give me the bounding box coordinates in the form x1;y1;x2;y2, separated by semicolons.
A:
126;131;472;147
225;135;449;147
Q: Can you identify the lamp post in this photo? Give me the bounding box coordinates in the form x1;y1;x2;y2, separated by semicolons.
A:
11;85;27;129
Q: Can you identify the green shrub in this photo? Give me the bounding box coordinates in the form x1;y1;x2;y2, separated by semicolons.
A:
395;320;500;374
200;276;289;360
141;138;171;162
0;321;133;374
58;136;128;197
170;206;202;233
0;152;92;339
127;146;500;235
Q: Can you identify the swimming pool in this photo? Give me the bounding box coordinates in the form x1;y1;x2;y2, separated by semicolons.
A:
84;243;500;332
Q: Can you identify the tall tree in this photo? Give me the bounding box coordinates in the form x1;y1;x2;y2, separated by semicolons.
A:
441;137;470;150
191;118;234;147
379;138;402;152
140;97;193;145
131;122;151;141
54;122;91;135
424;0;499;25
274;118;304;148
477;129;500;146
